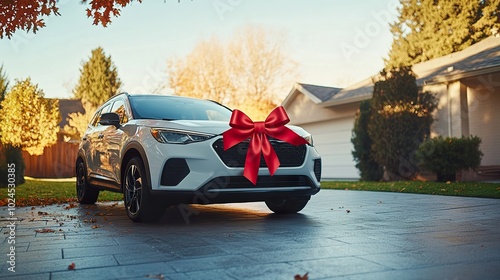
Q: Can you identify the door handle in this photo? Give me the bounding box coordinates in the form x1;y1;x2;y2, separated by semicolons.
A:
98;134;104;139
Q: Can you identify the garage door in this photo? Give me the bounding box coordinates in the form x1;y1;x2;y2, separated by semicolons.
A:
301;117;360;180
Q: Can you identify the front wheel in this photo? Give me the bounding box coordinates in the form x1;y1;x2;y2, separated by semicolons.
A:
265;196;310;214
76;160;99;204
123;157;165;222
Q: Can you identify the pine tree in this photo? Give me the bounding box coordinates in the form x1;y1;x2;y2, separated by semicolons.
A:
0;78;61;156
368;67;437;180
74;47;121;107
386;0;500;68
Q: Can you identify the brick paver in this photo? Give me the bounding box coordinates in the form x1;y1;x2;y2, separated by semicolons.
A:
1;190;500;279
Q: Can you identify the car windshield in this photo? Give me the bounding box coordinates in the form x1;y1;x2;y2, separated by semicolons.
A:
129;95;232;121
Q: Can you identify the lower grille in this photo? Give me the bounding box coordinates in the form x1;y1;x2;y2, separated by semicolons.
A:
161;158;190;186
212;138;306;168
314;159;321;182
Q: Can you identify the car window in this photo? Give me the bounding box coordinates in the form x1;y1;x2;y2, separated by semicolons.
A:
95;103;112;126
110;99;129;124
129;95;232;121
89;109;101;127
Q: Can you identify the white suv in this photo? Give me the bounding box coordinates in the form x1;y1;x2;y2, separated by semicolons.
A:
76;93;321;222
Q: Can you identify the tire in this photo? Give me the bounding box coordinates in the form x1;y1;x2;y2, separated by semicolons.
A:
122;157;165;223
265;196;310;214
76;160;99;204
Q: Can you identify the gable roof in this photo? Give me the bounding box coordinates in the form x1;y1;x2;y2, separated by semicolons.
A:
282;82;341;107
285;35;500;108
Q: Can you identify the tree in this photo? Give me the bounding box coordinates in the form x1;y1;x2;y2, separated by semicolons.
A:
0;65;9;105
0;0;146;39
386;0;500;68
0;66;23;187
74;47;122;108
168;26;297;120
63;101;97;141
0;78;61;156
368;67;437;180
351;100;383;181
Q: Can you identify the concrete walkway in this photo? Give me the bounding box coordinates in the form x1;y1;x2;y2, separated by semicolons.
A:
1;190;500;279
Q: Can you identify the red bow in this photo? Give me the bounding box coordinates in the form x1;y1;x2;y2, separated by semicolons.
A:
223;106;308;185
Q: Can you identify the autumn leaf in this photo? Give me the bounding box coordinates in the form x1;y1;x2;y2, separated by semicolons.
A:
294;272;308;280
68;262;76;270
64;203;78;210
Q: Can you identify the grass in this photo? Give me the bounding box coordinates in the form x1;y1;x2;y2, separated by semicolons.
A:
1;178;499;207
0;178;122;207
321;181;500;199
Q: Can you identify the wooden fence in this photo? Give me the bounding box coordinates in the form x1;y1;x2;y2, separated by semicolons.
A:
23;141;79;178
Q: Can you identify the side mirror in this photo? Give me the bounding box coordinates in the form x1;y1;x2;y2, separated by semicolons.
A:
99;112;121;128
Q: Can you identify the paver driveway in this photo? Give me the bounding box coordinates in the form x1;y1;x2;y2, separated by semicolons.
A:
1;189;500;279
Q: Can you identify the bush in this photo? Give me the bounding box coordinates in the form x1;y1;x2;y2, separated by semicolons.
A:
416;136;483;182
0;144;25;187
351;100;383;181
368;67;437;180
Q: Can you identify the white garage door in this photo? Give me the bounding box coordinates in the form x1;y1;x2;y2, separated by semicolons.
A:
301;117;360;180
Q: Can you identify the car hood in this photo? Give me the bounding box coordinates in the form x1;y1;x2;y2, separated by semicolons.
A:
134;119;308;136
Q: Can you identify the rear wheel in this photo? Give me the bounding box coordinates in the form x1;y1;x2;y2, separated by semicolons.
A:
265;196;310;214
123;157;165;222
76;160;99;204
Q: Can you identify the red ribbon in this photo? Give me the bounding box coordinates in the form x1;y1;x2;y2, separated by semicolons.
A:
223;106;308;185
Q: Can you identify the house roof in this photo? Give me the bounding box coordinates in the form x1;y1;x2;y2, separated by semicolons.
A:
56;99;84;128
286;35;500;108
281;83;341;107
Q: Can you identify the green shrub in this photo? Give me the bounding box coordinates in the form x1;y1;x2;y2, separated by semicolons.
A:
351;100;383;181
368;67;437;180
0;144;25;187
416;136;483;182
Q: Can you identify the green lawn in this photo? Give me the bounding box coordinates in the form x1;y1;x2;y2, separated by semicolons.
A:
1;178;499;207
321;181;500;199
0;178;122;207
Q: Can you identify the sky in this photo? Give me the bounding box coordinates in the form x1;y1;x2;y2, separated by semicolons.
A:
0;0;400;100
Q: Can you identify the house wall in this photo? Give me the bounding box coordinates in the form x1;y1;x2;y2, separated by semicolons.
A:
428;81;470;138
426;83;448;137
427;74;500;167
468;85;500;166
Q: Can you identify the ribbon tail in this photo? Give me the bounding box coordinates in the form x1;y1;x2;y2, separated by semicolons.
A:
262;135;280;176
243;135;262;185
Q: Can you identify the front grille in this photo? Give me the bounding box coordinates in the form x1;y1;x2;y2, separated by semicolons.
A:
212;138;306;168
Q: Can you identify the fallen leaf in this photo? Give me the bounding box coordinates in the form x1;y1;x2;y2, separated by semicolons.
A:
64;203;78;210
38;211;49;216
35;228;56;233
91;225;100;229
68;262;76;270
294;272;308;280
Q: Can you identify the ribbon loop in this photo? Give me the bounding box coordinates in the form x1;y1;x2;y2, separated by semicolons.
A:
223;106;308;185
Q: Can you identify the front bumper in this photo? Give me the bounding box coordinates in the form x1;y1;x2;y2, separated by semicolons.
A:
144;136;321;203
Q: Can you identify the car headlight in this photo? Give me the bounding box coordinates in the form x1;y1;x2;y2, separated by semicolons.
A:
150;128;215;144
303;134;314;146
